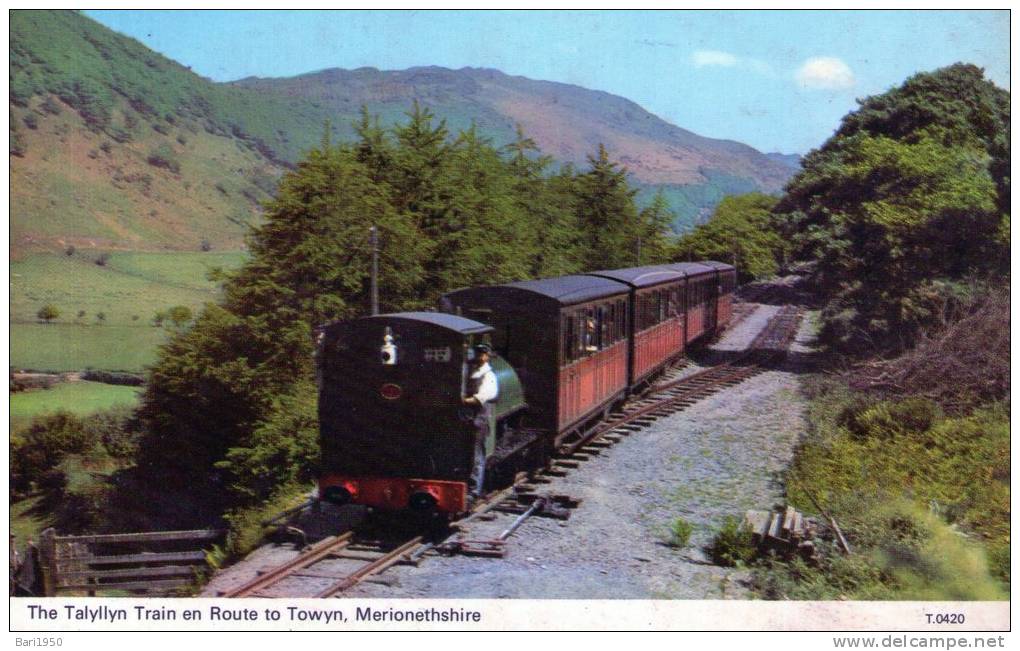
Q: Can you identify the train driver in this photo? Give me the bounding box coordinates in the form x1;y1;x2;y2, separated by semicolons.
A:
462;344;499;498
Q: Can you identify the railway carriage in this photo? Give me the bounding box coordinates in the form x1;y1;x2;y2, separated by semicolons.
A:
586;265;687;389
442;275;630;444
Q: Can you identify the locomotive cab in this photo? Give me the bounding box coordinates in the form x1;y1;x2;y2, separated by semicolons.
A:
317;312;525;514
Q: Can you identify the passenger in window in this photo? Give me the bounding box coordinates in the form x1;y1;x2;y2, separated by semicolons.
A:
584;316;598;352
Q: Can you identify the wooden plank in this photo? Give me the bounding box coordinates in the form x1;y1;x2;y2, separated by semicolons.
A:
782;506;797;538
87;551;208;566
54;529;224;544
39;528;57;597
792;512;804;539
58;578;191;592
767;513;783;541
743;511;771;540
58;564;200;580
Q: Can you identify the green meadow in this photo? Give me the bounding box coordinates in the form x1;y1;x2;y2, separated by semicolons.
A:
10;250;247;372
10;380;142;431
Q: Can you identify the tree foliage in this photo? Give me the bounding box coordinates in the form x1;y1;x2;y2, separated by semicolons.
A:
137;108;666;507
36;304;60;323
775;64;1009;354
675;193;785;282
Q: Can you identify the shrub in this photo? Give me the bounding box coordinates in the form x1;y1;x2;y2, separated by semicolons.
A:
146;144;180;173
839;397;942;441
108;127;131;143
36;304;60;323
11;412;91;494
10;131;26;157
95;252;110;266
65;245;76;256
40;97;62;115
99;141;112;154
709;516;756;567
22;113;38;130
81;370;144;387
167;305;193;328
95;312;106;324
669;517;693;548
222;486;309;559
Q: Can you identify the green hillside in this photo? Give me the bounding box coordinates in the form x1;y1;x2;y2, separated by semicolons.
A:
10;10;330;255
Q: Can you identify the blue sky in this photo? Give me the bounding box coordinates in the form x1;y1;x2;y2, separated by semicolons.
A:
85;9;1009;154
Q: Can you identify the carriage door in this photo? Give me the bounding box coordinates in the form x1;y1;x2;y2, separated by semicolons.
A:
560;312;580;425
705;273;719;332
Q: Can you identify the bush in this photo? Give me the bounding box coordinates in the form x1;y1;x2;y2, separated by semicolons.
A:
22;113;38;130
11;412;92;494
40;97;62;115
222;486;309;559
669;517;693;548
95;252;110;266
167;305;193;328
10;131;26;157
146;144;180;173
81;370;144;387
709;516;756;567
36;304;60;323
838;397;942;441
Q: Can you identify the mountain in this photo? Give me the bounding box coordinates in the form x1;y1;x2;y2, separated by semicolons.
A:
10;10;796;255
232;66;793;189
765;152;802;171
232;67;796;228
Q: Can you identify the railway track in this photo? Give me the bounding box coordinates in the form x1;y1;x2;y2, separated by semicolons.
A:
220;305;804;599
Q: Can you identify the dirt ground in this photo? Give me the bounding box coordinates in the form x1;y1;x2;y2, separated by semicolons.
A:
203;300;818;599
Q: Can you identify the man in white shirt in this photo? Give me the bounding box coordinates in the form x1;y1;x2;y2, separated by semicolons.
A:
463;344;498;498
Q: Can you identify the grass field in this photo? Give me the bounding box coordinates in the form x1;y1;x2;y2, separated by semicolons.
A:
11;250;246;326
11;250;247;372
10;380;143;430
11;323;170;373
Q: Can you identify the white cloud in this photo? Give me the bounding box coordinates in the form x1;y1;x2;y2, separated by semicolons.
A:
692;50;739;67
691;50;774;77
795;57;856;89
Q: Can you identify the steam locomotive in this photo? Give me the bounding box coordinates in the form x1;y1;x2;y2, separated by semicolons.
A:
316;262;736;514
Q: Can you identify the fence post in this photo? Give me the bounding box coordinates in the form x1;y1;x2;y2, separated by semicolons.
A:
38;528;57;597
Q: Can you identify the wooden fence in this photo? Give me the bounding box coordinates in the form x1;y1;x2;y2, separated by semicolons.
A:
37;528;224;596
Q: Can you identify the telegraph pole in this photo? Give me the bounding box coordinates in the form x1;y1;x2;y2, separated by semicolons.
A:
370;225;379;316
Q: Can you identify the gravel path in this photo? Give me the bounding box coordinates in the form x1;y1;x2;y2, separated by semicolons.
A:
203;300;817;599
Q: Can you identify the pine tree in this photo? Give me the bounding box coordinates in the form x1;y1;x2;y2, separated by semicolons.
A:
574;144;641;269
